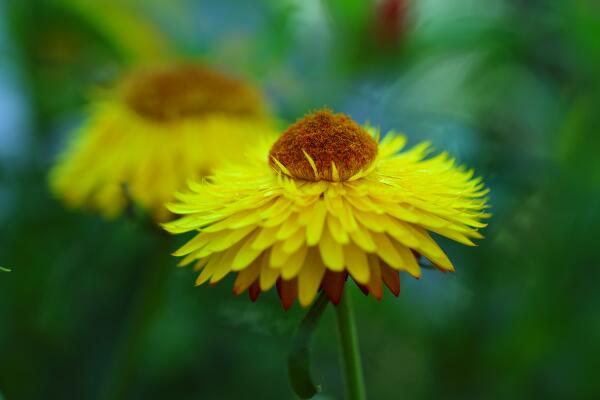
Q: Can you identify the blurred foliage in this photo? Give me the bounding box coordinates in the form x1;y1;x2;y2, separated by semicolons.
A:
1;0;599;399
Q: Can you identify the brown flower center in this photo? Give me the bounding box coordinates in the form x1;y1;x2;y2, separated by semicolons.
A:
123;64;266;121
269;109;378;181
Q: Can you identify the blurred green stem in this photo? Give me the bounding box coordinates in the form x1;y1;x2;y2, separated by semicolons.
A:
335;292;366;400
99;232;171;400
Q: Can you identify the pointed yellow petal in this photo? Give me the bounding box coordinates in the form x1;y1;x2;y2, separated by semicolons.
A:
210;239;246;283
251;226;280;251
172;231;218;257
352;208;386;233
197;226;256;257
327;214;350;244
282;227;306;254
349;226;376;252
302;150;319;180
343;243;370;284
195;252;225;286
231;231;263;271
411;227;454;271
318;225;344;270
259;251;280;290
371;232;403;270
276;212;301;240
270;240;292;268
178;252;200;267
384;217;420;248
233;259;262;295
390;240;421;278
331;162;340;182
306;201;327;246
428;226;476;246
298;248;326;307
270;156;291;175
281;245;308;280
191;257;208;271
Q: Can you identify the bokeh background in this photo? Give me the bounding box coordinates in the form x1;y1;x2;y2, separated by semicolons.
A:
1;0;600;399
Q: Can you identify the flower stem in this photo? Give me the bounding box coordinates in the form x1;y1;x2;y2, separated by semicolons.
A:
335;291;366;400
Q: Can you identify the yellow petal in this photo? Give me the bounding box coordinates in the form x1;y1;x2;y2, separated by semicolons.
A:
349;225;376;252
172;231;218;257
384;217;420;248
327;214;350;244
270;240;292;268
343;243;370;284
411;227;454;271
371;232;403;270
233;259;262;295
352;208;386;233
302;150;319;180
306;201;327;246
231;231;262;271
282;227;306;254
428;226;476;246
209;236;251;283
390;240;421;278
251;225;280;251
298;248;326;306
276;212;301;240
197;226;256;258
195;252;225;286
259;251;280;290
318;225;344;270
281;245;308;280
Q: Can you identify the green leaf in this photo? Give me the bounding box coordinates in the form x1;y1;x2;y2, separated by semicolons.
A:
288;292;329;399
0;266;10;272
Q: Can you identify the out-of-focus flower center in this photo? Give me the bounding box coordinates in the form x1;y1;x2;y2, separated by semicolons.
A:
269;109;378;181
123;64;265;121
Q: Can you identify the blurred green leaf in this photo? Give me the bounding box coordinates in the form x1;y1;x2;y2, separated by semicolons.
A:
58;0;173;62
323;0;371;26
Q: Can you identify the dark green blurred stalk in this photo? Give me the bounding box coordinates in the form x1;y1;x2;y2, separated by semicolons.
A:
99;231;172;400
335;292;366;400
288;291;329;398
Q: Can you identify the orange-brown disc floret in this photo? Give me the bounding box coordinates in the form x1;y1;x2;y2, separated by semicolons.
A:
269;109;378;181
123;64;266;121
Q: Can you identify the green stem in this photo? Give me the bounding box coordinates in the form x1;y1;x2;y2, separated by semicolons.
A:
335;292;366;400
288;291;329;399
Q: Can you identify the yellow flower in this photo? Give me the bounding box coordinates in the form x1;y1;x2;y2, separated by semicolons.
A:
163;109;490;308
50;63;272;221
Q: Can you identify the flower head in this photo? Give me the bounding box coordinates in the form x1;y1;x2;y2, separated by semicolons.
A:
50;63;272;221
163;109;490;308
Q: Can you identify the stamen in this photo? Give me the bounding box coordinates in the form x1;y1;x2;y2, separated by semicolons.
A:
269;109;378;182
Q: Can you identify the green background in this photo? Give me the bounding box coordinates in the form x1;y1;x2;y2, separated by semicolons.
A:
1;0;599;399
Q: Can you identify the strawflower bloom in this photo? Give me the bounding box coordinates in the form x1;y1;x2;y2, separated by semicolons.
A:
163;109;490;308
50;63;272;221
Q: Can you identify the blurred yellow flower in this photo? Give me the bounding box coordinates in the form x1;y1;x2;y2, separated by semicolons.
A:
163;110;490;308
50;63;272;221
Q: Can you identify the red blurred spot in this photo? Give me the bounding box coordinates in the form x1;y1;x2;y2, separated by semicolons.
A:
373;0;410;48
